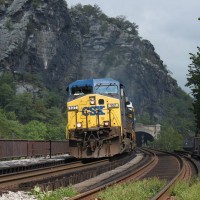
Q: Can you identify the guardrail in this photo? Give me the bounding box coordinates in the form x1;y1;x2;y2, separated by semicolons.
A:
0;140;69;159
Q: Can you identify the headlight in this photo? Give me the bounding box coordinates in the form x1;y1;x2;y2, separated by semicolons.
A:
77;122;82;128
104;121;110;127
68;106;78;111
89;96;96;105
108;103;119;108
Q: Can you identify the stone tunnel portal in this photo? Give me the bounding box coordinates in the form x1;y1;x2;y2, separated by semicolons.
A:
136;131;154;147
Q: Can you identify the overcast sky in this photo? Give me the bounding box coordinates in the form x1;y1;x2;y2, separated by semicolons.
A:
66;0;200;93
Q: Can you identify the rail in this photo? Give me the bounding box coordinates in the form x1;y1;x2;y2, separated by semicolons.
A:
68;148;197;200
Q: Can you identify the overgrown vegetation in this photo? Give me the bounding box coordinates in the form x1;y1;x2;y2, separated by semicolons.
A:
170;177;200;200
70;4;138;36
159;90;195;134
32;186;77;200
0;72;66;140
186;22;200;134
98;177;166;200
148;126;183;151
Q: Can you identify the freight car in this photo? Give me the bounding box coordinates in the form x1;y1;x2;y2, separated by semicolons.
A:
183;136;200;159
193;137;200;158
66;78;136;158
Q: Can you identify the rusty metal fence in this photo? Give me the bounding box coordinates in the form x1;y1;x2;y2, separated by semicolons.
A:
0;140;69;159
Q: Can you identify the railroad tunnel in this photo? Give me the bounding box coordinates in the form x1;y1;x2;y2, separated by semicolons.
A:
135;131;154;147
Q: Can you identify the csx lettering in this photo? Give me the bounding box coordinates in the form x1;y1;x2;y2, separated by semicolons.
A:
82;106;105;116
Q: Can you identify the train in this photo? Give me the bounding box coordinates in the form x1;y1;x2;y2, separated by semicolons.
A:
66;78;136;158
183;136;200;159
193;137;200;157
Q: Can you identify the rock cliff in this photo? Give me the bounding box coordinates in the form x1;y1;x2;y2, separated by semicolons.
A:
0;0;80;90
69;5;186;122
0;1;194;127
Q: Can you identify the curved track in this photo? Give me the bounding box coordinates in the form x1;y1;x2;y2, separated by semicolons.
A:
0;159;108;191
0;152;136;192
68;148;198;200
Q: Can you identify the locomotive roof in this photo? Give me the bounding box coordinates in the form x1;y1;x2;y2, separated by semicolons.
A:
68;78;120;88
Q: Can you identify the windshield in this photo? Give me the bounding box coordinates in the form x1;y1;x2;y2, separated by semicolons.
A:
71;86;93;96
95;85;118;94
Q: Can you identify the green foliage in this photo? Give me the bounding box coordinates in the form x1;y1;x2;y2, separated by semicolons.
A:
45;107;66;140
71;4;138;36
0;71;15;89
186;45;200;132
159;89;195;134
46;125;65;140
0;109;23;139
32;186;77;200
23;120;47;140
149;126;183;151
6;93;39;123
73;4;103;18
0;72;66;140
0;72;15;107
0;83;15;107
137;112;153;124
98;177;166;200
171;177;200;200
107;15;138;35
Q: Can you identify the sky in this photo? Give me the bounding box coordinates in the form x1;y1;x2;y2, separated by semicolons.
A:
66;0;200;93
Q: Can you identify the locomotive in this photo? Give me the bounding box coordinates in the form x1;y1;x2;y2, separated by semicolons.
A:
66;78;136;158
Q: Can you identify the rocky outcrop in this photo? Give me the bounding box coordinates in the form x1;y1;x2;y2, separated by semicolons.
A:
69;5;179;120
0;1;192;123
0;0;80;90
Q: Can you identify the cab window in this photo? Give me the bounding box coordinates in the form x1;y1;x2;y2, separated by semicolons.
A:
95;85;118;94
71;86;93;96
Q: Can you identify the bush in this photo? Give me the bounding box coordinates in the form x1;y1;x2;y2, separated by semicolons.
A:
149;126;183;151
23;120;47;140
98;177;166;200
171;177;200;200
32;186;77;200
0;109;23;139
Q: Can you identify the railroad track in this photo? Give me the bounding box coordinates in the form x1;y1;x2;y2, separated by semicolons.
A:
151;151;198;200
0;156;75;175
0;159;109;191
0;152;136;192
68;148;198;200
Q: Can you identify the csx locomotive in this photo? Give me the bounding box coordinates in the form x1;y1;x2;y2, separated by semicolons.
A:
66;78;135;158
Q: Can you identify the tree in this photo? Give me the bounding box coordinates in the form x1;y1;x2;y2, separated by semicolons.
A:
0;109;23;139
149;126;183;152
186;45;200;134
0;72;15;107
23;120;47;140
